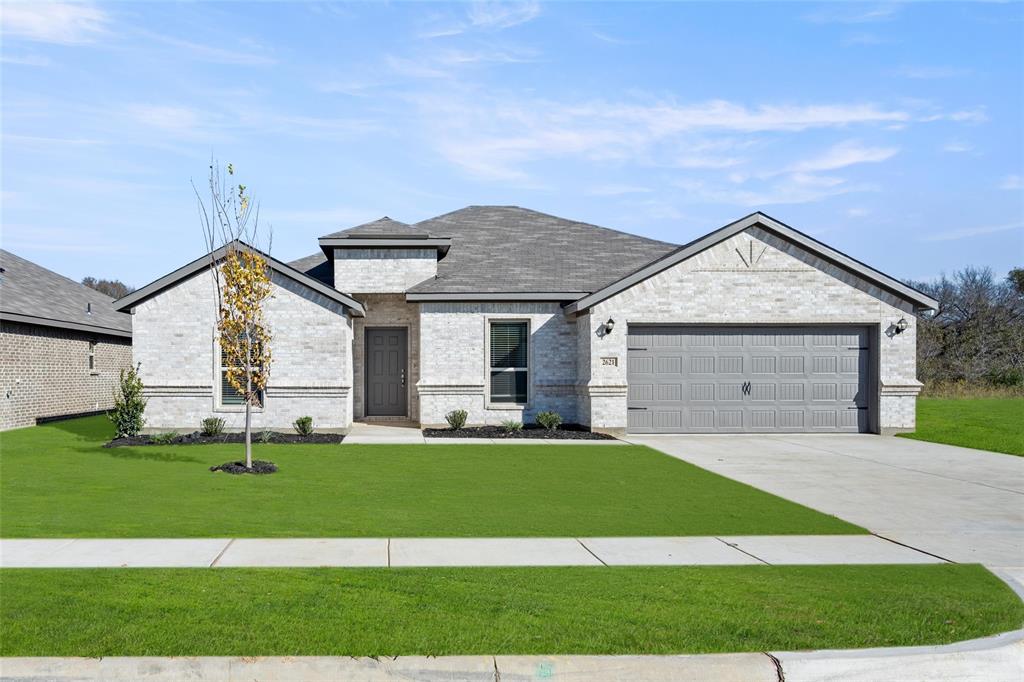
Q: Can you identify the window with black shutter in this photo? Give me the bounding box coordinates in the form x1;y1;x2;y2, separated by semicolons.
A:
488;321;528;404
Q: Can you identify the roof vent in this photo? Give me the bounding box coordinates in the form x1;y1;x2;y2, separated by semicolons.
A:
86;302;92;315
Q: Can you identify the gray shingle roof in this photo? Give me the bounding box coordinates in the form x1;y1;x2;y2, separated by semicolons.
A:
322;217;430;239
0;249;132;336
406;206;677;294
289;251;332;286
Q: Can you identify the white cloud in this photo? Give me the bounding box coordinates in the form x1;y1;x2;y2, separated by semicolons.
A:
804;4;899;25
0;53;51;66
923;222;1023;242
147;34;276;66
127;104;205;135
1;1;109;45
1000;175;1023;190
467;1;541;30
942;140;974;153
673;175;864;207
893;65;970;80
847;207;870;218
788;140;899;173
586;185;653;196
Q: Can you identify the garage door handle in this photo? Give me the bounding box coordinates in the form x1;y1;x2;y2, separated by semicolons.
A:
627;406;648;410
628;347;648;351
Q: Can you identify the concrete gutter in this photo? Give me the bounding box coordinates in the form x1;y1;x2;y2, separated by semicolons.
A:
2;630;1020;681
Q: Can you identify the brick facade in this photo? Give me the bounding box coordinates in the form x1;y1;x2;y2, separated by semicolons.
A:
334;248;437;294
0;321;132;430
578;226;920;434
133;268;354;432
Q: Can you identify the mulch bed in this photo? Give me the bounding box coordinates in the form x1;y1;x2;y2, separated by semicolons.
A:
104;431;344;448
423;424;616;440
209;460;278;475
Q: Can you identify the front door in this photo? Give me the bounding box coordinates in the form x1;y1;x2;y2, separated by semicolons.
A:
365;328;408;417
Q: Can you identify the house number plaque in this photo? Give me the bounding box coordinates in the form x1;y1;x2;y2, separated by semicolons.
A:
600;356;618;367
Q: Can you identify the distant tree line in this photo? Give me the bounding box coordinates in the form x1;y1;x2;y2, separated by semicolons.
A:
81;277;134;299
909;267;1024;388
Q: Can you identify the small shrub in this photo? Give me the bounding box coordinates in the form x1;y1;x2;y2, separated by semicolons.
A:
445;409;468;430
536;410;563;431
257;429;275;444
200;417;225;436
109;364;147;438
293;416;314;436
150;431;179;445
500;419;523;434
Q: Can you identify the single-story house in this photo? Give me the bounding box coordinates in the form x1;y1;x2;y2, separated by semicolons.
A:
0;250;133;431
115;207;937;435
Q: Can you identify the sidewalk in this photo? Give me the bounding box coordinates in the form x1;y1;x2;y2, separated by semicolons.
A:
0;534;943;568
3;628;1020;681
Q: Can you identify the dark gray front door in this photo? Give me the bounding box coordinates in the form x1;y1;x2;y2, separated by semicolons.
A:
627;325;871;433
365;328;408;417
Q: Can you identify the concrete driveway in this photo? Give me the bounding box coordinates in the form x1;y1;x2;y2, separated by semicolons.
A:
628;434;1024;569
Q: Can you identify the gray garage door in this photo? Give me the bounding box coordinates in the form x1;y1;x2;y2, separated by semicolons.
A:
627;326;871;433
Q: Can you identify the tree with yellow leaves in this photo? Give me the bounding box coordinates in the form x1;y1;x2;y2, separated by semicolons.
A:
196;162;273;469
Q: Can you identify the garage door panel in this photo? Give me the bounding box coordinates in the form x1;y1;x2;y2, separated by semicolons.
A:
627;325;871;433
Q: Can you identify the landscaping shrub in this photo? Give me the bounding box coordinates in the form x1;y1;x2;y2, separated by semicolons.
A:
257;429;275;443
293;416;314;436
536;411;563;431
501;419;523;434
200;417;225;437
150;431;179;445
445;409;468;430
109;364;147;438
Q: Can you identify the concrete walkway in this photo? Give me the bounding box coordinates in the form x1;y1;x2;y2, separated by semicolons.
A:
629;433;1024;569
3;628;1020;681
0;534;943;568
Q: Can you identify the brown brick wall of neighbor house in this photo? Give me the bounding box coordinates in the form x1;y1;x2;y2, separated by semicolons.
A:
0;321;132;431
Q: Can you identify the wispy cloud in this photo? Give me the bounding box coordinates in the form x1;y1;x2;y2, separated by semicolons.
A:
1;1;109;45
892;65;971;80
942;140;974;153
586;185;654;196
923;222;1023;242
673;175;866;207
788;140;899;173
0;53;51;66
144;33;277;66
468;1;541;30
1000;175;1023;191
804;4;900;25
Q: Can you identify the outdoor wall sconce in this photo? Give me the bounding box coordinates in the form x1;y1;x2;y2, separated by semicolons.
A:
893;318;908;334
603;317;616;334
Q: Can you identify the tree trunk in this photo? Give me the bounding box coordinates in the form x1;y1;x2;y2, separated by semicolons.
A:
244;373;253;468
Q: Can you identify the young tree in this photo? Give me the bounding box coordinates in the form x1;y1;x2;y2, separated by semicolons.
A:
196;163;273;468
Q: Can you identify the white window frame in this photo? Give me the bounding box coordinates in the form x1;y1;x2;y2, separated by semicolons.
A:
484;317;531;409
213;332;265;413
87;340;97;374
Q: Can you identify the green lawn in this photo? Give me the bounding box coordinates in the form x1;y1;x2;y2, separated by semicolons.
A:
0;416;861;537
898;397;1024;456
2;565;1020;656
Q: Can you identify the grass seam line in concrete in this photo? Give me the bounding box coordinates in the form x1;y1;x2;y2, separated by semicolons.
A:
575;539;608;566
714;537;771;565
870;533;955;564
209;539;235;567
387;538;391;568
764;651;786;681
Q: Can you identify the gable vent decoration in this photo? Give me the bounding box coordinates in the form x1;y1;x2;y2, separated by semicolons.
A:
736;240;767;268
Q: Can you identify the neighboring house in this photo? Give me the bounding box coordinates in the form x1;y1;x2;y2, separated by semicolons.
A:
115;208;937;435
0;250;133;431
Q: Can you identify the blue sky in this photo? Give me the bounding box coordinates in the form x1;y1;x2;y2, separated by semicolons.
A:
2;1;1022;288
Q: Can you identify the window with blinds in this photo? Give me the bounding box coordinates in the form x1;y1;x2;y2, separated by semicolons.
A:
489;321;528;404
220;341;263;407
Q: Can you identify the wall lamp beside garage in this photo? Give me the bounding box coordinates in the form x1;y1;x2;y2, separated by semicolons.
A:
603;317;616;334
893;318;909;335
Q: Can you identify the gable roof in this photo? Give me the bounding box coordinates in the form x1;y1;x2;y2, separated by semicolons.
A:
404;206;678;300
321;217;430;239
564;212;939;315
0;249;132;338
114;240;365;316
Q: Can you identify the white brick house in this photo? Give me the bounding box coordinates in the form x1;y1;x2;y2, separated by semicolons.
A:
116;209;937;435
